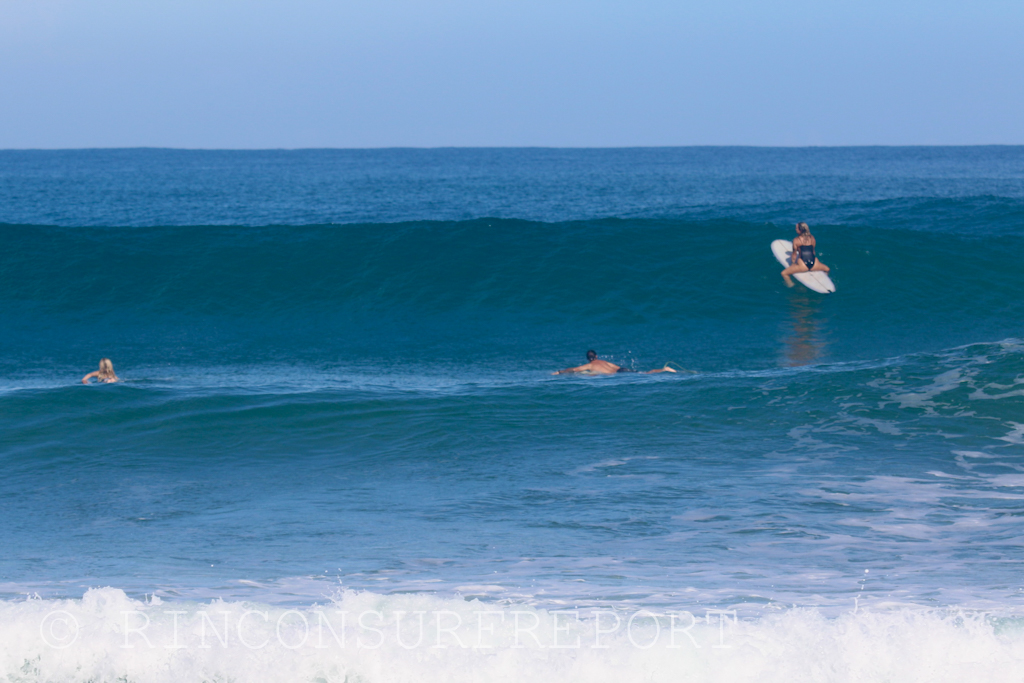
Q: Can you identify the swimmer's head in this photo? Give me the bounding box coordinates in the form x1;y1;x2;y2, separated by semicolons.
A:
796;222;810;234
98;358;115;378
586;350;597;361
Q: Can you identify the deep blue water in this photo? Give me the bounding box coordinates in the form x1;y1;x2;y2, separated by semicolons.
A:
2;148;1024;681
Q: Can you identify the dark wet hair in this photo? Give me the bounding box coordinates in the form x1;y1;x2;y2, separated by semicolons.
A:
796;222;810;234
586;350;597;361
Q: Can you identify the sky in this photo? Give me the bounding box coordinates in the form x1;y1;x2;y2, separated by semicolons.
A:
0;0;1021;148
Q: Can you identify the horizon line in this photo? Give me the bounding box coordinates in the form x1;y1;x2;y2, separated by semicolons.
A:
1;143;1023;153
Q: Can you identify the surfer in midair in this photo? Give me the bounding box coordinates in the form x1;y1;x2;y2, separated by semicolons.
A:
781;222;830;287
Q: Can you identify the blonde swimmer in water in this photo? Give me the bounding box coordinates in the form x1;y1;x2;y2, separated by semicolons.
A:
553;350;677;375
82;358;119;384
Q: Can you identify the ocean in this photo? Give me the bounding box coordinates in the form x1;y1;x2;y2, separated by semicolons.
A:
2;147;1024;681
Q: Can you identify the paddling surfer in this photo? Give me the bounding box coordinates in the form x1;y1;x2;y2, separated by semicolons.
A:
781;222;830;287
82;358;119;384
553;350;676;375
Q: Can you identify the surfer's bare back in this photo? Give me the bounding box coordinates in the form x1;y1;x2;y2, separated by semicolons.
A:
781;222;830;287
553;350;676;375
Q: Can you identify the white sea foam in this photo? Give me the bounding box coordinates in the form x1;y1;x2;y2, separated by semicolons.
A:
4;588;1024;683
885;368;973;410
996;422;1024;445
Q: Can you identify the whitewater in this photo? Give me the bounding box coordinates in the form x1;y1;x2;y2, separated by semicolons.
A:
2;147;1024;682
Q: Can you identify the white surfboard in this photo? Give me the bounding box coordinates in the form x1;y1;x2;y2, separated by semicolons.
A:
772;240;835;294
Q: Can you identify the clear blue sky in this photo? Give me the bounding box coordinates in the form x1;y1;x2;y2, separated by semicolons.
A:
1;0;1021;148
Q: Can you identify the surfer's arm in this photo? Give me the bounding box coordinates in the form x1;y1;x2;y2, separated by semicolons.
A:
789;236;805;264
553;363;591;375
81;371;99;384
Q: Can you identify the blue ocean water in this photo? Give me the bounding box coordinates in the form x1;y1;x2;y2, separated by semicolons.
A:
2;147;1024;681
